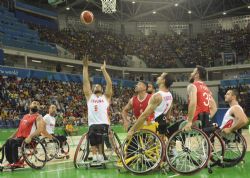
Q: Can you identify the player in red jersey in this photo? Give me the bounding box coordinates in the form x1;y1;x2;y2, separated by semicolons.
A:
3;101;51;167
183;66;217;131
122;81;156;132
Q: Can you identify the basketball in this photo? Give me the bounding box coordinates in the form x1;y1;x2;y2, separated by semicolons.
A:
80;10;94;24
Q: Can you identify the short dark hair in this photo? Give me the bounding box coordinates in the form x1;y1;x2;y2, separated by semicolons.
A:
196;65;207;81
148;82;156;90
138;80;148;90
230;89;239;100
163;73;174;88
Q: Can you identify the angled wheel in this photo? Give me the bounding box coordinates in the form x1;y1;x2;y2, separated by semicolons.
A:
166;127;211;175
74;133;89;168
22;138;47;169
106;130;122;162
121;129;164;174
209;131;225;167
221;131;247;167
40;137;59;161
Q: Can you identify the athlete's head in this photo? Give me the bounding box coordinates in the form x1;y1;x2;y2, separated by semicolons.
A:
225;89;239;103
156;73;174;89
93;84;103;94
135;81;148;93
49;105;57;116
29;101;40;113
189;65;207;83
147;82;156;94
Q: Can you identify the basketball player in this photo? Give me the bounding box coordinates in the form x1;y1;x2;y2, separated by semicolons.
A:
127;73;174;138
4;101;51;166
220;89;249;134
122;81;154;131
43;105;67;156
83;55;112;163
183;65;217;131
147;82;156;94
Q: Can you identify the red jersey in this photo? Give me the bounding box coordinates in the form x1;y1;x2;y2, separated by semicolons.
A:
16;113;39;138
191;81;212;121
132;94;154;123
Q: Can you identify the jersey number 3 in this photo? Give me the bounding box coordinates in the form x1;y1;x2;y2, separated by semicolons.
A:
203;92;211;106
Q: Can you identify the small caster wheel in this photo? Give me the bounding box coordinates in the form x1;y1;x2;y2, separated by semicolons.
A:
66;155;70;159
117;168;121;172
208;169;213;174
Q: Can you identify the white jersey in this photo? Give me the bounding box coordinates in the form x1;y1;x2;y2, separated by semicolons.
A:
43;114;56;134
153;91;173;119
220;105;243;129
87;94;110;126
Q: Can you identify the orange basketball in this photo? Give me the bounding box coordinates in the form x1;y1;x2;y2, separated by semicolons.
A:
80;10;94;24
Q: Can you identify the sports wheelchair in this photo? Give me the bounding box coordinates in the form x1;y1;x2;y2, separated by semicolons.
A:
40;136;70;161
74;128;121;169
120;118;212;175
181;113;247;173
0;137;47;171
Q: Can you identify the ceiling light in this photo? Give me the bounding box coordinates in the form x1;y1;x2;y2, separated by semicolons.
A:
65;65;74;68
174;3;178;7
188;10;192;14
124;72;129;75
31;60;42;63
66;7;70;10
153;11;156;14
132;1;135;4
248;5;250;9
151;73;158;76
223;12;227;15
95;69;101;71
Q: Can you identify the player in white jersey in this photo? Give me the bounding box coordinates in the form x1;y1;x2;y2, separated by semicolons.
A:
43;105;67;155
127;73;174;138
220;89;248;134
83;55;112;163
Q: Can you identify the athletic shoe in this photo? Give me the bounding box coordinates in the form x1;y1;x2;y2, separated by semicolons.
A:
92;154;98;162
97;154;104;162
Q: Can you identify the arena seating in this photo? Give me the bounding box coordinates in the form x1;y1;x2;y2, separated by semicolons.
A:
0;6;57;54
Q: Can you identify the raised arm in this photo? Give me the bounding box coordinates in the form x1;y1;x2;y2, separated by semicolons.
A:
127;94;162;137
83;55;92;101
183;84;197;131
122;98;133;130
101;61;113;100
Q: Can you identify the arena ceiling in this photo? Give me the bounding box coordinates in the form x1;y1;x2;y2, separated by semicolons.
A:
21;0;250;21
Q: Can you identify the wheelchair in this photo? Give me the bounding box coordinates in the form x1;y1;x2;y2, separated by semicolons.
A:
190;114;247;173
121;119;212;175
40;136;70;161
74;128;121;169
0;137;47;171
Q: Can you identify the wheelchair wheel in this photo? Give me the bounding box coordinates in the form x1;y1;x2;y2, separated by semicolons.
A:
209;131;225;167
40;137;59;161
107;130;122;160
221;131;247;167
166;127;211;175
74;133;89;168
121;129;164;174
22;138;47;169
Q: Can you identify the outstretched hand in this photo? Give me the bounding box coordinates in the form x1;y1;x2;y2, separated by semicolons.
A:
83;55;90;67
101;61;106;71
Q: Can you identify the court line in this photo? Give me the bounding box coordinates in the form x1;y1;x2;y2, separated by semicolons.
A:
40;166;75;173
168;174;180;178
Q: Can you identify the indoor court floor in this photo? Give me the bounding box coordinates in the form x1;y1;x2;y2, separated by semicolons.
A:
1;128;250;178
1;153;250;178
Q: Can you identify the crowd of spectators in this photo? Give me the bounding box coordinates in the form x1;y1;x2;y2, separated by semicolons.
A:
29;24;250;68
0;75;187;129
